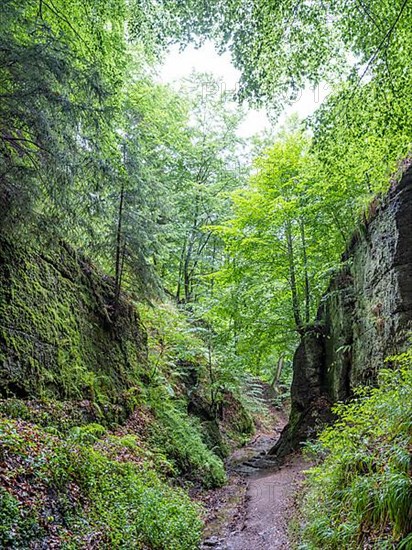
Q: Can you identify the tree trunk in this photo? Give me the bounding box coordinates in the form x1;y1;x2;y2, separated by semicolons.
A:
300;218;311;324
271;352;285;390
182;196;200;302
176;236;187;302
114;179;125;310
286;219;302;332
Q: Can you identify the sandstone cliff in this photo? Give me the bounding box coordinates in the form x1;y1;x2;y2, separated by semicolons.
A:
0;237;147;419
271;167;412;457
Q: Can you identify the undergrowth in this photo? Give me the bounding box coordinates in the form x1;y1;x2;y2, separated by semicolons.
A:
147;389;226;488
0;301;249;548
300;350;412;549
0;287;262;548
0;417;202;549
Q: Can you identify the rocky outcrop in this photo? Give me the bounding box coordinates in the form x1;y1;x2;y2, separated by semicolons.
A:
270;167;412;458
0;237;147;415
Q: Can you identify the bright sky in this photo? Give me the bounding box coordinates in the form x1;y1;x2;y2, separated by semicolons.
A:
158;41;330;138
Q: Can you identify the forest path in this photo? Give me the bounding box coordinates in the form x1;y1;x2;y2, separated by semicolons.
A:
199;403;309;550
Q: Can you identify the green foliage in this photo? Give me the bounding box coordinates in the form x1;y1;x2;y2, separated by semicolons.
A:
0;417;202;549
306;77;412;236
69;69;248;302
164;0;412;111
74;447;202;549
68;423;107;445
140;301;208;377
206;102;412;386
140;300;261;481
0;487;42;547
84;77;193;298
0;398;104;434
148;390;226;488
0;237;246;495
300;352;412;549
0;0;127;228
157;72;248;303
140;303;227;486
208;123;333;376
9;3;412;547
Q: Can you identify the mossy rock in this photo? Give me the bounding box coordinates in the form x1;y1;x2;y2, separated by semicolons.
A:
221;391;254;436
0;237;147;417
200;419;229;458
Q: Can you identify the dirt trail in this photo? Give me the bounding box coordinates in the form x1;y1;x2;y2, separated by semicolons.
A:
221;455;307;549
200;411;309;550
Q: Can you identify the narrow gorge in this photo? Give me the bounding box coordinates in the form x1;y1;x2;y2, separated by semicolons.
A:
2;1;412;548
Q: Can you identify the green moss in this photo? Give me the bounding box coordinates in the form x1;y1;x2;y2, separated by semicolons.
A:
0;237;147;415
231;402;254;435
199;419;230;458
147;388;226;488
219;391;254;447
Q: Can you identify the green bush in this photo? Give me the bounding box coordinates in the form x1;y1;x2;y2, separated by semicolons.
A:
0;417;202;549
72;447;203;549
0;487;44;547
68;422;107;445
148;390;226;488
300;352;412;549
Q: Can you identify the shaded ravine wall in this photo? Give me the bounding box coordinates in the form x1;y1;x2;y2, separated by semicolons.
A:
0;237;147;417
270;167;412;457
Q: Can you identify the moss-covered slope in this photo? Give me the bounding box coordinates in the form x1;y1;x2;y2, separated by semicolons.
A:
0;237;147;407
0;236;259;548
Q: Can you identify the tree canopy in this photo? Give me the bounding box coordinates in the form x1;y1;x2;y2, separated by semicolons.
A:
162;0;412;107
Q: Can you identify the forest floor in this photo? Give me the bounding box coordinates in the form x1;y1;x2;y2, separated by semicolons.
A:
197;396;310;550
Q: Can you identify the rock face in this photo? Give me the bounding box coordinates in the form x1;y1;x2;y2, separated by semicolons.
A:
270;167;412;458
0;237;147;412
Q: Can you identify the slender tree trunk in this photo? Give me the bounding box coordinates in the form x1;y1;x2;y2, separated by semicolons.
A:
328;206;347;244
209;238;217;298
114;179;125;309
286;219;302;332
176;236;187;302
208;333;218;418
183;237;195;302
300;218;311;324
271;352;285;391
230;257;240;354
182;196;200;302
118;240;126;298
187;232;212;287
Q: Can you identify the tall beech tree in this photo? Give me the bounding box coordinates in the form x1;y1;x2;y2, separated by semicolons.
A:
209;124;344;376
160;73;249;303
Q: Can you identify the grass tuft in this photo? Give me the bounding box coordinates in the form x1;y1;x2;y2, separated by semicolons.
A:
300;349;412;549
